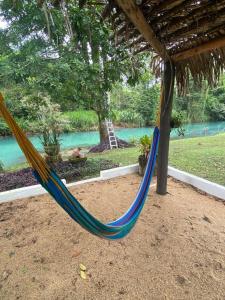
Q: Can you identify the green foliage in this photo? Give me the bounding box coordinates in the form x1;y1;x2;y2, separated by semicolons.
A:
19;93;66;147
129;136;139;146
170;111;186;136
206;85;225;121
139;135;152;156
170;111;183;128
174;82;208;123
208;103;225;121
0;0;147;143
0;119;11;136
37;98;65;147
110;73;160;126
63;110;98;131
173;77;225;123
115;110;144;127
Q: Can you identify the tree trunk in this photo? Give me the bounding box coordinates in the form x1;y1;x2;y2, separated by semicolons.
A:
156;60;175;195
97;113;109;144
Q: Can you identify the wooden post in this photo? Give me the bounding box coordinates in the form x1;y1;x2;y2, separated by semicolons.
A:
156;60;175;195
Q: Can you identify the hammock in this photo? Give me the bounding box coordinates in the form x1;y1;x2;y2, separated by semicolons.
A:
0;93;159;239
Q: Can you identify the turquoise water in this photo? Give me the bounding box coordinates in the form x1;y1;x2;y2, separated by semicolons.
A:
1;121;225;167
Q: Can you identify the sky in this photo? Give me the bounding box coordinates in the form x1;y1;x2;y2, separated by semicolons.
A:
0;16;7;29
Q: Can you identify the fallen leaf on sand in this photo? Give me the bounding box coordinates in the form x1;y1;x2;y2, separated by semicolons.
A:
79;263;86;271
80;270;86;280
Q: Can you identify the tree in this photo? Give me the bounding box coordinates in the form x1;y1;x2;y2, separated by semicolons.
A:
206;80;225;121
173;80;209;123
0;0;145;144
110;71;160;126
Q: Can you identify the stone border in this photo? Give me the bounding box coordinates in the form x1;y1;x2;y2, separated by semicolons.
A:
0;164;224;203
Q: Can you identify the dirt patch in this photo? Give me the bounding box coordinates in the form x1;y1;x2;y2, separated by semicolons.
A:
0;175;225;299
89;138;130;153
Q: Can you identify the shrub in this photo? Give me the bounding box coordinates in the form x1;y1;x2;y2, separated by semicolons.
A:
171;111;185;137
139;135;152;156
129;136;139;146
63;110;98;131
115;110;144;127
170;111;184;128
0;119;11;136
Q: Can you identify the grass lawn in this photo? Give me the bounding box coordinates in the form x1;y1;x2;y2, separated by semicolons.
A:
169;134;225;186
88;133;225;186
88;147;139;167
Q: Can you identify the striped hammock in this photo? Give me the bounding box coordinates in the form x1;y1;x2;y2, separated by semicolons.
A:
0;93;159;239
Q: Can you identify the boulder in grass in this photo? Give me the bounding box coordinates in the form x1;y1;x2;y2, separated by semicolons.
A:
89;138;130;153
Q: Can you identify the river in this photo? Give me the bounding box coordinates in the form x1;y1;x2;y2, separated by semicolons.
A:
1;121;225;167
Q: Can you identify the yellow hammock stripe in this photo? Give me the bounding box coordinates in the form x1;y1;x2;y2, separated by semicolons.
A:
0;93;50;182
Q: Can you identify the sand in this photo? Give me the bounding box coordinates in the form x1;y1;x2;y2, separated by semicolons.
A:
0;175;225;300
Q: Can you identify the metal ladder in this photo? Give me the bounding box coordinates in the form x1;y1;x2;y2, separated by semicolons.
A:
105;119;118;149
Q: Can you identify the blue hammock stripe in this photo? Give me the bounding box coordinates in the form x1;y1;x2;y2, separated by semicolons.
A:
33;127;160;239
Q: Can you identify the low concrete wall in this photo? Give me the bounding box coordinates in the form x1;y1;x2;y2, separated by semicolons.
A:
101;164;139;180
168;166;225;201
0;165;140;204
67;177;102;188
0;179;66;204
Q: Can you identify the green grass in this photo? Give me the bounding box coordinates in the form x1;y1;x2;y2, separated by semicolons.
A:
88;147;140;167
169;134;225;186
87;134;225;186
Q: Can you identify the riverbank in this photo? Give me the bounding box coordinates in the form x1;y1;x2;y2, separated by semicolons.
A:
0;109;145;137
2;121;225;168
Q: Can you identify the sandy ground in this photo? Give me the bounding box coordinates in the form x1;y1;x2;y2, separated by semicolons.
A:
0;175;225;300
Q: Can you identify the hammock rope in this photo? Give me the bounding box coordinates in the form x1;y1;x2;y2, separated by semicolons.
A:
0;92;160;239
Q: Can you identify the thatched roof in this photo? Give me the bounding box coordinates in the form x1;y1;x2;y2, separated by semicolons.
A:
102;0;225;93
